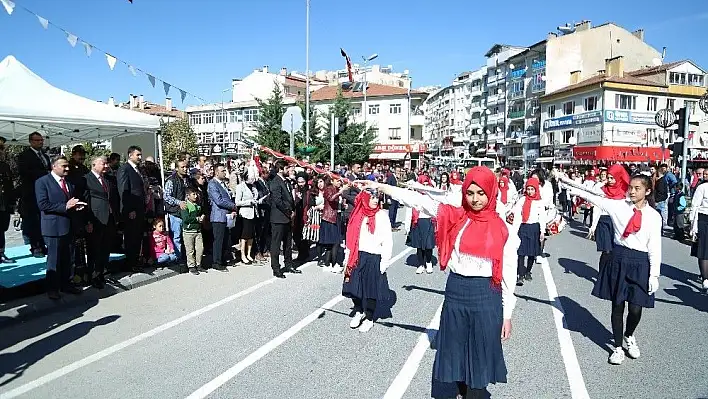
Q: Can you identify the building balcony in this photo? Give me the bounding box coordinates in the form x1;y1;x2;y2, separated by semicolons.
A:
470;86;483;96
487;95;499;106
509;69;526;80
487;113;504;124
531;60;546;71
508;90;525;101
470;102;483;111
487;74;503;86
410;114;425;126
508;110;525;119
531;83;546;93
469;117;481;126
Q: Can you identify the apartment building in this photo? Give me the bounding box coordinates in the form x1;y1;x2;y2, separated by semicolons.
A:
314;64;411;89
540;57;707;165
310;83;427;168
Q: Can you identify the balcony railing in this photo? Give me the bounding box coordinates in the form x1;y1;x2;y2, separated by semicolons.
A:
469;118;481;126
531;83;546;93
508;110;525;119
508;90;525;100
532;60;546;70
510;69;526;80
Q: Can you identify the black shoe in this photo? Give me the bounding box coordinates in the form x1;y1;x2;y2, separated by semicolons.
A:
47;290;61;300
189;267;200;275
197;266;208;273
273;270;286;279
524;272;533;281
61;285;83;295
516;275;524;286
283;266;302;274
0;254;16;263
91;277;105;290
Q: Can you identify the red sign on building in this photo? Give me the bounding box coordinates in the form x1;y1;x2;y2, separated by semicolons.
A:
573;146;670;162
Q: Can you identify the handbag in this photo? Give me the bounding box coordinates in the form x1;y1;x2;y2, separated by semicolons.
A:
302;207;321;242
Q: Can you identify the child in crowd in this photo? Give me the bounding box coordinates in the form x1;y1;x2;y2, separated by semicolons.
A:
181;188;206;274
150;219;178;265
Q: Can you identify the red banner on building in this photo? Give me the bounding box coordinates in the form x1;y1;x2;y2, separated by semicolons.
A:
573;146;670;162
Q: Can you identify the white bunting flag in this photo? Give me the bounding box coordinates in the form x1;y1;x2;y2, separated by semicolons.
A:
163;81;171;96
0;0;15;15
179;89;187;103
66;32;78;47
82;42;92;57
36;15;49;29
146;74;156;87
128;65;137;76
105;54;117;70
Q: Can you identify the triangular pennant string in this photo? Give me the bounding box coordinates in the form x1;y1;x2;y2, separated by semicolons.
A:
36;15;48;29
0;0;14;15
66;32;78;47
128;65;137;76
163;81;171;96
82;42;92;57
147;74;156;87
179;89;187;103
105;53;117;70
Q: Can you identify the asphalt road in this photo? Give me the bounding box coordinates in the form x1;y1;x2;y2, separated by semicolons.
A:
0;215;706;399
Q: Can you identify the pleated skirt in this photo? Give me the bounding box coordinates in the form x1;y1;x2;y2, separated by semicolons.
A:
592;245;654;308
595;215;614;252
517;222;542;257
319;220;341;245
433;273;507;389
409;218;435;249
691;213;708;260
342;251;390;304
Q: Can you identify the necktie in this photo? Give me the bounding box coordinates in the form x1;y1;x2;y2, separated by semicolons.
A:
38;152;47;169
100;175;108;192
59;178;68;196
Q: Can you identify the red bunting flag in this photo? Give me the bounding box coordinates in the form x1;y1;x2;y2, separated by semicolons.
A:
340;48;353;83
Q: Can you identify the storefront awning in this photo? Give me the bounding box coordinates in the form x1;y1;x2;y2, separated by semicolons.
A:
535;157;554;163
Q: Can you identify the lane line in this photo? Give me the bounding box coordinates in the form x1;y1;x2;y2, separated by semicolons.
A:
0;263;315;399
184;294;346;399
539;258;591;399
185;247;415;399
382;302;443;399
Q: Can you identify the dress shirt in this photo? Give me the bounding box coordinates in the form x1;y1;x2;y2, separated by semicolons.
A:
355;210;393;271
511;197;547;227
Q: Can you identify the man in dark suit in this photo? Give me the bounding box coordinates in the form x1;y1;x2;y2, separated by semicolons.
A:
17;132;50;257
83;155;119;289
35;156;84;299
117;145;145;272
268;160;300;278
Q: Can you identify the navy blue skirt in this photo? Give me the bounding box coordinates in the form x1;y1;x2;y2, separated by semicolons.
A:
691;213;708;260
319;220;341;245
409;218;435;249
517;222;542;257
595;215;614;252
433;273;507;389
592;245;654;308
342;251;390;304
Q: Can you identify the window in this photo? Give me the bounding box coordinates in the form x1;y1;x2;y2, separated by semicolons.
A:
410;127;415;139
688;74;705;87
203;112;214;124
215;111;225;124
531;73;545;92
548;105;556;118
669;72;687;85
510;80;524;93
563;101;575;115
647;97;658;112
189;113;202;125
243;109;259;122
615;94;636;110
352;106;361;115
229;110;242;123
666;98;675;111
647;128;660;146
686;100;698;114
370;128;379;138
584;96;598;111
562;129;574;144
368;104;380;115
388;127;402;140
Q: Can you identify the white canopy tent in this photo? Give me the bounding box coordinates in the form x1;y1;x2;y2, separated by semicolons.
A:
0;55;161;146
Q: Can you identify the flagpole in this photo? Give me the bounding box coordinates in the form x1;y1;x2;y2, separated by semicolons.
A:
305;0;310;146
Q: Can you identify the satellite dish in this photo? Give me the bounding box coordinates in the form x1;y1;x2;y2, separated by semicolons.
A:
651;58;661;67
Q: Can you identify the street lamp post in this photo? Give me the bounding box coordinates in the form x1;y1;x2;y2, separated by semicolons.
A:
220;88;231;159
305;0;310;145
362;53;378;127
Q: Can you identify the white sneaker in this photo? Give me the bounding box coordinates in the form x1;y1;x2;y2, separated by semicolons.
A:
349;312;365;329
322;265;333;273
416;266;425;274
358;318;374;332
331;265;343;274
426;263;433;274
702;279;708;291
608;347;625;365
623;336;640;359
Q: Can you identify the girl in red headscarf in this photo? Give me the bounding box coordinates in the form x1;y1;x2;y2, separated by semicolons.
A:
404;174;436;274
589;165;630;271
342;189;393;333
557;172;661;366
508;177;547;284
449;170;462;185
359;167;515;398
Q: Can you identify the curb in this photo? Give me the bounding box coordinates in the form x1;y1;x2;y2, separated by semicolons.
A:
0;267;181;328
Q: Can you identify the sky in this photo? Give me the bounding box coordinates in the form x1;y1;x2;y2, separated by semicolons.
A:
1;0;707;108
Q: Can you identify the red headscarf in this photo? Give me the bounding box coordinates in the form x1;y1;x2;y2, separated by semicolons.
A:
522;177;541;223
450;170;462;185
499;176;510;204
435;167;509;287
501;168;511;177
345;190;380;277
602;164;630;200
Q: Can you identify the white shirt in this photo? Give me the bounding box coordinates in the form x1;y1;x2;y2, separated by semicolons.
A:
540;182;554;209
50;171;64;185
590;181;609;231
386;185;517;319
511;197;547;227
127;160;140;174
355;210;394;272
690;183;708;219
563;177;662;277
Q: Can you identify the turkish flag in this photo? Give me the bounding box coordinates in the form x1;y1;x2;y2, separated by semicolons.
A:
340;48;353;83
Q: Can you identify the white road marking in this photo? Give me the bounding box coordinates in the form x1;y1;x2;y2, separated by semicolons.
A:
539;258;591;399
185;248;415;399
382;302;443;399
185;294;346;399
0;263;315;399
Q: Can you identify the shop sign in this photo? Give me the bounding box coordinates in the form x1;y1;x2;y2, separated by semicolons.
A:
555;148;573;162
374;144;412;153
611;129;647;144
542;111;602;131
604;110;656;125
573;145;669;162
524;148;539;161
577;126;602;144
540;145;554;157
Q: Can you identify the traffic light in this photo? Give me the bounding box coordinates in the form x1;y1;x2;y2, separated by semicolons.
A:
668;142;683;161
675;107;686;137
337;117;347;135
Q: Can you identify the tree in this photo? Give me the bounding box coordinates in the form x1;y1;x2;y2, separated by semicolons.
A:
80;142;111;168
296;101;329;163
319;88;376;166
253;84;287;154
161;118;197;165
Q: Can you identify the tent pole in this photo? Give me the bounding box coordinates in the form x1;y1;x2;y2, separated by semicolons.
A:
156;130;169;229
